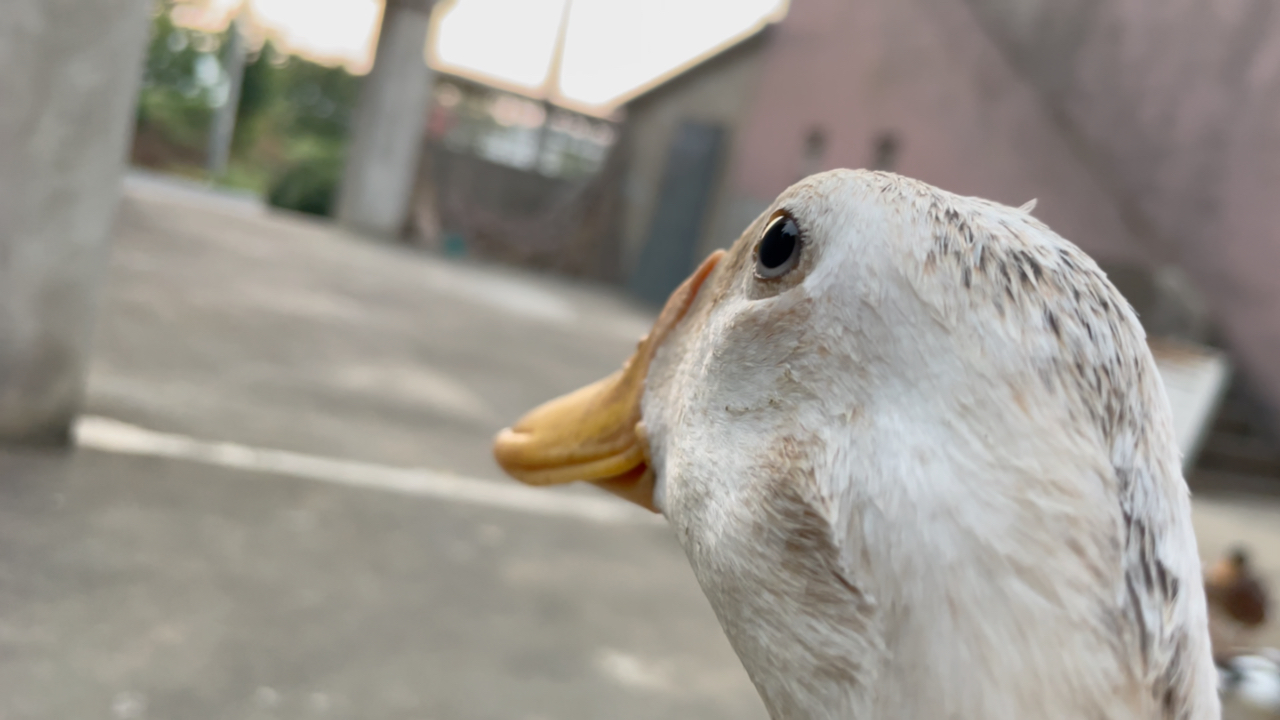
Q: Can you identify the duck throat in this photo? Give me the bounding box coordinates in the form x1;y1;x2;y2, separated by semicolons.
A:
661;436;1175;720
668;467;886;719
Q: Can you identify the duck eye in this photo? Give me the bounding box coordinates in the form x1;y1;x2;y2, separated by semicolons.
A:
755;213;802;279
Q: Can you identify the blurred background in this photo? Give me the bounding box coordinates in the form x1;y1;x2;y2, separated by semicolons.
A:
1;0;1279;717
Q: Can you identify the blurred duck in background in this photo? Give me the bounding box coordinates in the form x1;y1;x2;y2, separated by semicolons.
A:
1217;648;1280;719
1207;545;1279;718
1207;546;1271;649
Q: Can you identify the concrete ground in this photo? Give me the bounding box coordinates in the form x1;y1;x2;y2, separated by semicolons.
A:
1;174;1277;719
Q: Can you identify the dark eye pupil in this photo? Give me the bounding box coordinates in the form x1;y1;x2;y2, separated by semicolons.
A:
759;217;799;270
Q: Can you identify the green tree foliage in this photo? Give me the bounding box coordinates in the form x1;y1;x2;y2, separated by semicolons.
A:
134;0;363;216
230;39;278;155
135;5;218;152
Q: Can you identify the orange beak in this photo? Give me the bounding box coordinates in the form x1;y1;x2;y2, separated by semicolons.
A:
492;251;724;512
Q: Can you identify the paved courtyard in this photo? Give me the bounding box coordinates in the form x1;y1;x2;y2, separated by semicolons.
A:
0;174;1276;719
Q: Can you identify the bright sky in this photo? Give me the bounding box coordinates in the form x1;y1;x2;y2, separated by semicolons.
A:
180;0;786;108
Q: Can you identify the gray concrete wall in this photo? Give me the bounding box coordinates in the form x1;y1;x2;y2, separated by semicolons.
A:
619;36;769;279
960;0;1280;423
337;0;435;239
0;0;152;444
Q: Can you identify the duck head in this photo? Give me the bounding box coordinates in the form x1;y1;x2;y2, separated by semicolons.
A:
492;169;1219;719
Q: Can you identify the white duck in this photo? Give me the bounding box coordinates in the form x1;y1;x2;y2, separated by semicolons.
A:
494;170;1219;720
1218;649;1280;718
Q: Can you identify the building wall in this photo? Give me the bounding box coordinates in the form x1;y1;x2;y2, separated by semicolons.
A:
725;0;1150;267
618;36;770;280
962;0;1280;424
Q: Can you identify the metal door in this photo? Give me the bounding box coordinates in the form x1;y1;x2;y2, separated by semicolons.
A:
627;121;725;306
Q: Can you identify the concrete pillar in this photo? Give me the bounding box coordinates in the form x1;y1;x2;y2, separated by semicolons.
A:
336;0;436;238
0;0;152;445
207;17;247;179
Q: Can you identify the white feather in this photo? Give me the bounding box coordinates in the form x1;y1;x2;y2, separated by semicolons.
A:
643;170;1219;720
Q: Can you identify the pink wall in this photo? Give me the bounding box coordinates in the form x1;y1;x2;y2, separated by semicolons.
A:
964;0;1280;420
728;0;1150;265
